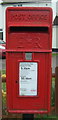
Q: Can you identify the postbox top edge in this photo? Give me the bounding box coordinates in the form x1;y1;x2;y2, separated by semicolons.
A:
6;6;52;12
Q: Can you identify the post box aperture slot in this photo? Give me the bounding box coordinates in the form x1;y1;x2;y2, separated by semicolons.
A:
9;26;48;33
19;62;38;96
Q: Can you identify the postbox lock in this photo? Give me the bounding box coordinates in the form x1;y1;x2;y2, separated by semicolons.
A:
25;52;32;60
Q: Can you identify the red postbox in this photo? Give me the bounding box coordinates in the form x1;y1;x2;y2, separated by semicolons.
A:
6;7;52;114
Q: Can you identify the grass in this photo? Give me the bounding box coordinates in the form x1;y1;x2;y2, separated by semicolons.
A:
37;114;57;118
1;69;6;74
2;82;6;92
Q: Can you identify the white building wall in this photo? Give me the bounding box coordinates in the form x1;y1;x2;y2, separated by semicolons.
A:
56;1;58;16
2;5;13;41
52;26;56;48
2;0;52;2
51;1;56;21
0;0;3;29
22;2;51;7
56;26;58;48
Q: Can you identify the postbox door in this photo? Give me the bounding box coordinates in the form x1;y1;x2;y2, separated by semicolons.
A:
6;52;51;111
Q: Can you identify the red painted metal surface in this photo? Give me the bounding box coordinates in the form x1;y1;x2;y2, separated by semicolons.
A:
6;7;52;114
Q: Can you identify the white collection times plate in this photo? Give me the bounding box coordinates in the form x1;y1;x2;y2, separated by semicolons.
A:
19;62;37;96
